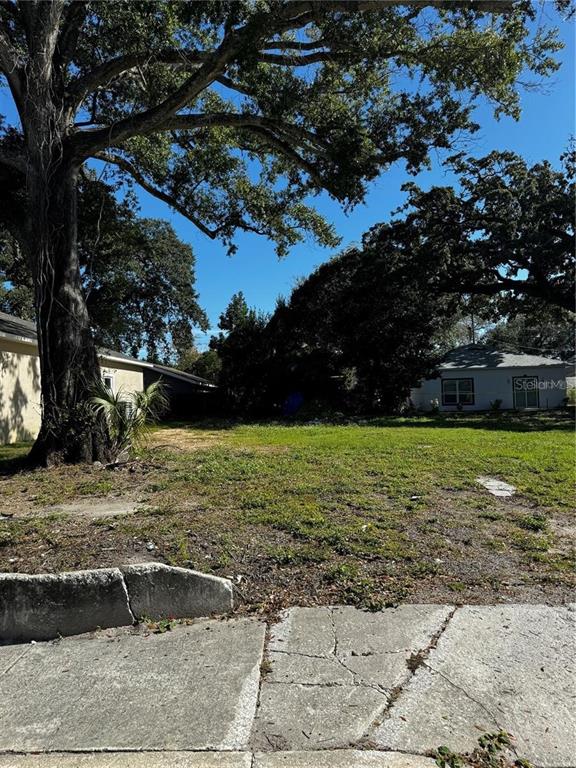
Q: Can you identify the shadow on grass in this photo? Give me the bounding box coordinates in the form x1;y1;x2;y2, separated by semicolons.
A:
0;442;32;476
157;410;575;434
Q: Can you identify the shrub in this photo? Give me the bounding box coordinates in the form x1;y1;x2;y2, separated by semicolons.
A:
90;380;168;459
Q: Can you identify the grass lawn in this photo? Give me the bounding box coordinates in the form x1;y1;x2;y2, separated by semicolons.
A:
0;413;574;613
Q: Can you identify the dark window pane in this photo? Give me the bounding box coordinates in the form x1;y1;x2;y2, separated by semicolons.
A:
458;379;474;393
443;380;457;393
443;393;457;404
459;393;474;405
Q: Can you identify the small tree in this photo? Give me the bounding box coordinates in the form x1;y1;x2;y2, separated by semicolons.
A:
211;293;270;413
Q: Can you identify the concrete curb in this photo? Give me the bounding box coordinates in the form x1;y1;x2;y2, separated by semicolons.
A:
0;563;233;643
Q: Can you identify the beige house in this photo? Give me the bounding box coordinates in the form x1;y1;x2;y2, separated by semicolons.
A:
0;312;214;445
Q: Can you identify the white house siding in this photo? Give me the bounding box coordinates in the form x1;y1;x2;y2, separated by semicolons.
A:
411;367;572;413
0;337;144;445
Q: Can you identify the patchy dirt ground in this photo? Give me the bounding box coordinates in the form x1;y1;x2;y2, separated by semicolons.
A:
1;416;574;614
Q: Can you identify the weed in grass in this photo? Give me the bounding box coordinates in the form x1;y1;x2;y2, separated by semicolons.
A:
530;552;574;571
343;577;385;611
324;562;359;583
509;531;550;552
77;479;114;496
267;544;330;565
146;482;170;493
515;514;548;532
410;560;440;577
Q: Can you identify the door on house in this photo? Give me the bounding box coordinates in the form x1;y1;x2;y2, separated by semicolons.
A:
513;376;539;409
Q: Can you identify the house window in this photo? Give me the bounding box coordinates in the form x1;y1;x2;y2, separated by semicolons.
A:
102;373;115;393
513;376;539;409
442;378;475;406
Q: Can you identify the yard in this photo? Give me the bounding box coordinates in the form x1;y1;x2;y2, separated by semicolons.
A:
0;413;573;614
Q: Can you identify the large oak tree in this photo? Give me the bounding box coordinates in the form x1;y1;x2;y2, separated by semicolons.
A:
0;0;563;463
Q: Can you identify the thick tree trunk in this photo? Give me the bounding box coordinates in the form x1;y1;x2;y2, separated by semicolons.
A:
25;158;111;466
13;5;111;466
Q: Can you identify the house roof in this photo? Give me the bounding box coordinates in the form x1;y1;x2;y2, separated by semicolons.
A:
145;362;216;389
440;344;572;370
0;311;36;341
0;311;215;388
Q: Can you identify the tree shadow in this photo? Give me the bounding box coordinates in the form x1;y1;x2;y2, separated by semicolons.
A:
158;411;574;434
0;351;35;447
354;411;575;432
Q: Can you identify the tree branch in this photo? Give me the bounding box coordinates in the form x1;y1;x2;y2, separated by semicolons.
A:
458;275;574;312
93;151;220;239
214;74;254;97
162;113;329;154
263;38;329;51
66;47;209;110
256;50;342;66
240;125;327;190
54;1;88;71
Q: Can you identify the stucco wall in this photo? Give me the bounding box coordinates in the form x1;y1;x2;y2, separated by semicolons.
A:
0;337;144;445
411;367;572;412
0;339;42;444
100;361;144;396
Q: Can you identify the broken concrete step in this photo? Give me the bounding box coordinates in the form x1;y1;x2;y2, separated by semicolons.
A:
0;563;233;643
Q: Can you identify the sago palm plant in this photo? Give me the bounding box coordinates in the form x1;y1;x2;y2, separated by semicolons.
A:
90;379;168;459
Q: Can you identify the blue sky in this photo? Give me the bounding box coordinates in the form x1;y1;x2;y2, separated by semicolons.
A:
134;10;575;348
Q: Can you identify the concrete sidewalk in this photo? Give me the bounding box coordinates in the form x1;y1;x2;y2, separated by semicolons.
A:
0;604;574;767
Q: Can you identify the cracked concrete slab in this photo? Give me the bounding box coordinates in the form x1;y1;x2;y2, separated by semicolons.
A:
252;683;386;750
0;755;251;767
254;751;436;767
251;605;453;751
373;604;576;767
0;619;265;753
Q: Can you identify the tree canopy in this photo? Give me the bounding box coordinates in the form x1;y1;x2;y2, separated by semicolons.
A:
484;309;575;359
388;149;575;312
0;1;564;254
0;176;207;362
212;244;459;415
